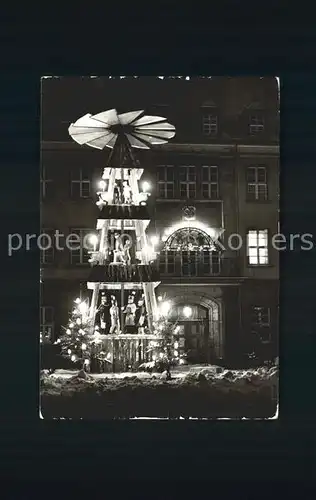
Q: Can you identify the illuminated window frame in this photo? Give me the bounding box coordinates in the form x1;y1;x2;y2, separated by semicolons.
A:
247;229;269;265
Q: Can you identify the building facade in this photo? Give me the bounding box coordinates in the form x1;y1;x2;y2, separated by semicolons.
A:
41;76;279;367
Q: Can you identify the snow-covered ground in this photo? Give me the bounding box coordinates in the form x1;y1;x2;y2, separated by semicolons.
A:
40;364;278;419
42;364;278;392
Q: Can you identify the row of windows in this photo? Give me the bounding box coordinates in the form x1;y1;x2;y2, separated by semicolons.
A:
201;113;265;136
41;229;270;267
157;165;268;201
157;165;220;199
42;165;269;202
41;228;93;265
40;304;271;342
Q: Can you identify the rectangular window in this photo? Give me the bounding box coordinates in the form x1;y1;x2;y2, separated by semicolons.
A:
181;251;197;276
40;306;54;341
41;166;54;199
70;228;94;265
247;229;269;265
202;114;218;136
40;228;55;265
71;168;91;198
157;165;174;199
249;114;264;135
246;165;268;201
179;166;196;199
251;306;271;342
159;250;176;275
252;306;271;327
202;251;221;275
201;166;219;199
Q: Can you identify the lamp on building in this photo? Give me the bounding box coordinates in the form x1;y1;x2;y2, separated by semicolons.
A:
142;181;151;193
183;306;192;318
150;235;159;247
99;180;106;191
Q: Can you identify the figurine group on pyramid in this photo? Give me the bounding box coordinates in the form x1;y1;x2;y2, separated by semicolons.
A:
95;291;147;335
97;178;134;207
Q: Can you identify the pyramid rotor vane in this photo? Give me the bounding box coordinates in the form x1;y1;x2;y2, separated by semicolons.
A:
68;109;176;150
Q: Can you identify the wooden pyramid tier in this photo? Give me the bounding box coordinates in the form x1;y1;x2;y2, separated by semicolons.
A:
88;263;160;283
96;204;151;220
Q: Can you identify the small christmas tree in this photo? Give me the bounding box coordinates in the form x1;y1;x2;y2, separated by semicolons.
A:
58;298;94;372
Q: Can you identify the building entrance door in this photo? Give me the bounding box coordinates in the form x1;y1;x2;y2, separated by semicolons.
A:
177;320;209;364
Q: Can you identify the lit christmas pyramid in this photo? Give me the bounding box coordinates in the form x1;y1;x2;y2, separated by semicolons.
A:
68;108;176;372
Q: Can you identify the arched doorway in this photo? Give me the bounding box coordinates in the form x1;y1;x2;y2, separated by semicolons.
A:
169;303;218;363
163;292;223;362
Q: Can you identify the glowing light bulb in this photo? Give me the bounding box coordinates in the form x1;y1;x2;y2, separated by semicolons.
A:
142;181;150;192
71;355;76;362
68;349;71;355
74;298;81;304
150;235;159;246
157;295;163;302
99;180;106;190
161;300;171;316
81;343;87;350
174;341;179;349
183;306;192;318
66;329;71;335
84;359;90;365
174;350;179;357
88;234;98;250
76;318;81;325
78;302;88;316
69;322;74;328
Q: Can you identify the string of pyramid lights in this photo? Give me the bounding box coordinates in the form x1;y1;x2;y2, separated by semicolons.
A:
68;108;176;371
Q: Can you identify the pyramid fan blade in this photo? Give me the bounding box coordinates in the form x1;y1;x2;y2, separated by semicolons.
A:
106;134;118;148
135;122;175;131
118;110;144;125
69;126;109;135
134;129;175;139
87;133;117;149
132;115;166;126
70;131;114;145
132;132;168;145
92;109;119;126
73;113;105;128
126;133;150;149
